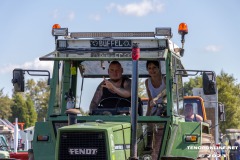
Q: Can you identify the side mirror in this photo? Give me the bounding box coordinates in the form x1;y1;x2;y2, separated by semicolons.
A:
219;103;226;121
202;71;216;95
12;69;25;92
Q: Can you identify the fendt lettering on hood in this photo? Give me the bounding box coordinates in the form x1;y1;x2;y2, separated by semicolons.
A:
69;148;98;155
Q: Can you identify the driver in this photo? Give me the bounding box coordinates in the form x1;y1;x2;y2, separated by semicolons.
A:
184;103;203;122
89;61;131;114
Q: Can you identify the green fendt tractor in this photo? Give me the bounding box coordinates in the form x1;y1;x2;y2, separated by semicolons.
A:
12;23;218;160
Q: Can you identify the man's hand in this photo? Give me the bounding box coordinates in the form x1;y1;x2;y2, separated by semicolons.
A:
102;77;115;93
150;89;167;107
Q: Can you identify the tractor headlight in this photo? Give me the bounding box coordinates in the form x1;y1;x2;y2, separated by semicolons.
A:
185;135;198;142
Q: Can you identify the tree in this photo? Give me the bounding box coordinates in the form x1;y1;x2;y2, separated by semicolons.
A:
0;89;13;119
10;92;37;128
25;79;50;121
9;78;49;126
183;76;202;96
216;71;240;131
138;78;147;98
10;93;28;125
25;95;37;127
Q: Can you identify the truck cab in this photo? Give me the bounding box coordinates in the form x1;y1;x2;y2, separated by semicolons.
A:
183;96;207;122
12;23;218;160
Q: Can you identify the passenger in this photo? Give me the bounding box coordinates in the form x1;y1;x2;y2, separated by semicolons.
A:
89;61;131;114
145;60;166;116
184;103;203;122
144;60;166;155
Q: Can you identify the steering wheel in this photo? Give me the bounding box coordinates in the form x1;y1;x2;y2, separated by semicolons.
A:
98;97;131;108
89;97;131;115
93;97;143;116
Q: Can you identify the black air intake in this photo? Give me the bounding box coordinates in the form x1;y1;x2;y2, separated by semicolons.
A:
59;131;107;160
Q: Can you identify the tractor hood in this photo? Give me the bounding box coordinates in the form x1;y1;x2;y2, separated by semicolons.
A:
58;121;130;131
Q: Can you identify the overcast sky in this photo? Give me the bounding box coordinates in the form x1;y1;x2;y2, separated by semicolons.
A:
1;0;239;111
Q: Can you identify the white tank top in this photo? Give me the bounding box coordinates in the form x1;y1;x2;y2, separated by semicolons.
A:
148;77;166;103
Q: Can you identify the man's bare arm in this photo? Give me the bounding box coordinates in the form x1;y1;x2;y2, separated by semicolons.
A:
89;84;103;113
145;79;153;115
150;89;167;106
116;78;131;98
102;78;131;98
155;89;166;100
196;114;203;122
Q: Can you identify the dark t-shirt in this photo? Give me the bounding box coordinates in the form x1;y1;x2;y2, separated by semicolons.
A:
99;77;143;115
100;77;131;108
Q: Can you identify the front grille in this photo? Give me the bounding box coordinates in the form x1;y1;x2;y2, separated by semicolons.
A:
59;131;107;160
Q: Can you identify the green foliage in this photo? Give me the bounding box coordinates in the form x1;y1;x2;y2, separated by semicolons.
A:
10;92;37;128
138;78;147;98
8;79;49;128
183;76;202;96
10;93;28;126
183;70;240;131
0;89;13;119
216;71;240;131
25;79;50;121
25;95;37;127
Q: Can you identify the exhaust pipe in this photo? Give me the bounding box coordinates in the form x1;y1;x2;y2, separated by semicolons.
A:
65;109;81;125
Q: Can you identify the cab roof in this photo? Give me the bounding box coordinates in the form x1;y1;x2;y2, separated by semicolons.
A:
40;29;184;78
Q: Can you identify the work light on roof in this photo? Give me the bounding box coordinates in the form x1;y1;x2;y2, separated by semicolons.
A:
70;32;155;38
155;27;172;37
52;24;68;36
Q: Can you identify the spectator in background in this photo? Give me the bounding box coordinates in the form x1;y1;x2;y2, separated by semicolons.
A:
234;135;240;160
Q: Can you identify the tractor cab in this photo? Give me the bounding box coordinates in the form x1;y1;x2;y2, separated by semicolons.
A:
38;29;170;117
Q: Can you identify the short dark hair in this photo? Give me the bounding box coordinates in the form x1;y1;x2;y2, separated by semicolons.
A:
146;60;160;69
237;135;240;139
110;61;122;66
